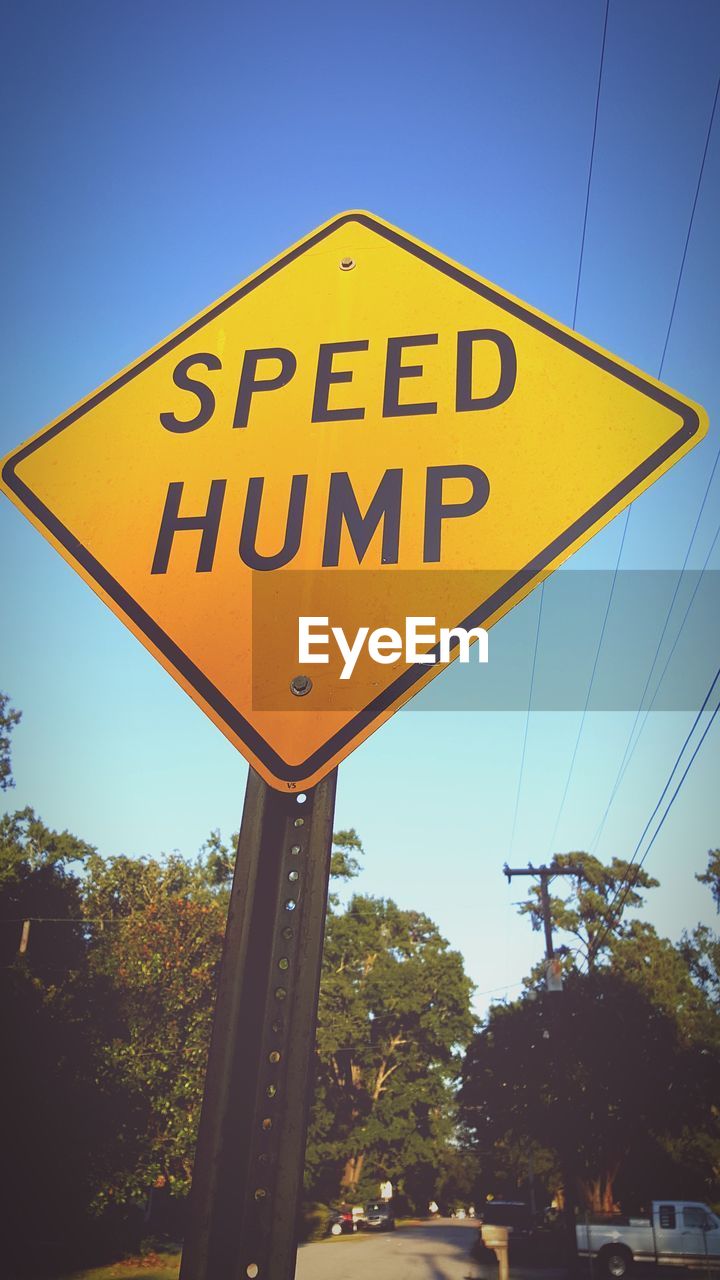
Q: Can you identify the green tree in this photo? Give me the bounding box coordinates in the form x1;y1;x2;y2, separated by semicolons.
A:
0;691;21;791
460;970;717;1215
308;892;474;1206
0;807;123;1274
612;918;715;1042
518;852;659;971
0;811;474;1259
681;850;720;1012
0;805;94;974
463;849;720;1215
70;825;365;1207
82;845;231;1202
696;849;720;910
330;827;363;883
682;923;720;1008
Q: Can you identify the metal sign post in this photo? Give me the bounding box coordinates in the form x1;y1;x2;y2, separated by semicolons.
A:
180;767;337;1280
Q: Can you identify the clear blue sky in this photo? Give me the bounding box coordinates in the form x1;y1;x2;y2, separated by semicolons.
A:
2;0;719;1014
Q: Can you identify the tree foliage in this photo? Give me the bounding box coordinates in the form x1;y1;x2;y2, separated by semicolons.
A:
460;848;720;1216
329;827;363;884
82;849;230;1202
697;849;720;911
3;712;719;1273
0;790;475;1270
0;807;120;1274
307;891;474;1205
681;850;720;1013
0;691;21;792
0;805;94;973
460;969;718;1214
518;851;658;971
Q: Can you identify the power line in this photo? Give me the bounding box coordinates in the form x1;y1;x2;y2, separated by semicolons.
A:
551;67;720;853
622;664;720;876
602;523;720;812
572;0;611;330
0;915;118;924
547;509;630;853
586;661;720;967
587;691;720;968
590;508;720;852
587;68;720;840
637;696;719;858
657;73;720;378
475;979;525;998
511;4;609;853
509;582;545;856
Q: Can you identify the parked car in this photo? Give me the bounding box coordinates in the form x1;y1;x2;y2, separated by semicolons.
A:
361;1200;396;1231
577;1199;720;1277
328;1206;356;1235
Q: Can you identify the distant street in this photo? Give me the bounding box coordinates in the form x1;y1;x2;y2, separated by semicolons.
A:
296;1222;720;1280
295;1220;480;1280
295;1219;566;1280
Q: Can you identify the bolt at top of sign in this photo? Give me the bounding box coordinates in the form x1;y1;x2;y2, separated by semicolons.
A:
0;211;708;790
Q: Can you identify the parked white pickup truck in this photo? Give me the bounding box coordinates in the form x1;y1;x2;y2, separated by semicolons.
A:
576;1200;720;1276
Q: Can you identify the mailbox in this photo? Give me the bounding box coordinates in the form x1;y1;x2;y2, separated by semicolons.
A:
481;1223;510;1280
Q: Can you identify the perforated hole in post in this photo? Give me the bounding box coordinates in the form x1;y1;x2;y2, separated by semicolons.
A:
246;1265;259;1279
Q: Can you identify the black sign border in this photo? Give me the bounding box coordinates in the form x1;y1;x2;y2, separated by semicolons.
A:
2;212;703;784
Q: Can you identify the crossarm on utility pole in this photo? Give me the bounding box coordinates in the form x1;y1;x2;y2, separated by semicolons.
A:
502;861;583;961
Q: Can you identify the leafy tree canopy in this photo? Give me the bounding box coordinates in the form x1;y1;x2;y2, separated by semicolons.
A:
462;848;720;1216
460;968;718;1214
518;851;659;971
0;806;95;975
308;892;474;1205
82;846;230;1201
681;849;720;1013
0;691;21;792
697;848;720;911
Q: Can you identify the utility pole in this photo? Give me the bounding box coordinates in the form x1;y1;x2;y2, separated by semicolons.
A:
503;861;580;982
503;861;583;1275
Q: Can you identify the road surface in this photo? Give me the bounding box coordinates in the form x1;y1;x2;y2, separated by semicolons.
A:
295;1221;720;1280
296;1220;481;1279
295;1218;566;1280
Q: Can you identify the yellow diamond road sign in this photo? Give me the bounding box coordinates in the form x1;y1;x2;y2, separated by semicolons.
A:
1;211;708;790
